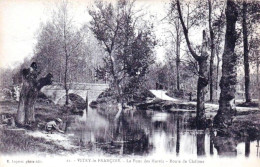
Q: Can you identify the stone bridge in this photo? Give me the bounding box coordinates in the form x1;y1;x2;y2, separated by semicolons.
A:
41;82;109;105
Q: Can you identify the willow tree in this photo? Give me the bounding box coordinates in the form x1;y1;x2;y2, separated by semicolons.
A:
214;0;239;129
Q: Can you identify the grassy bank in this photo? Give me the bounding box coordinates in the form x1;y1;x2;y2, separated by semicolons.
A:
0;129;70;155
0;100;76;155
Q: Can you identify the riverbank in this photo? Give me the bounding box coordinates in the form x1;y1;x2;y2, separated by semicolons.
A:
93;89;260;137
0;100;80;155
1;90;260;156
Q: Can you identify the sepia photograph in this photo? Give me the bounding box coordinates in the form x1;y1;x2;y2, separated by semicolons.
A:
0;0;259;166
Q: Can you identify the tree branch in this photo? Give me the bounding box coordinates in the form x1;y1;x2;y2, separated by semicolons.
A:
176;0;200;61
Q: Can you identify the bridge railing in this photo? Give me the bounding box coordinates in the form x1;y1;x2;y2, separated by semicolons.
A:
45;82;109;90
51;82;109;86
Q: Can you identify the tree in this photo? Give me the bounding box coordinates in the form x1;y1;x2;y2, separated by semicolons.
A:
164;54;177;90
242;0;251;102
55;1;82;105
208;0;227;101
208;0;216;102
16;62;52;126
89;0;155;107
165;14;183;90
249;35;260;108
173;0;209;129
34;0;92;105
213;7;225;92
240;0;260;102
214;0;239;130
208;0;214;102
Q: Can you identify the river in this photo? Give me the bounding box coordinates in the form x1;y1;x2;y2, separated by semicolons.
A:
64;105;260;158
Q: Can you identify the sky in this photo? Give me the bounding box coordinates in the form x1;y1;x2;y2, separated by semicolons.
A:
0;0;208;70
0;0;88;68
0;0;45;68
0;0;174;69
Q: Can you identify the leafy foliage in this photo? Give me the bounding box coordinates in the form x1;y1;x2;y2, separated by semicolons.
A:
89;0;156;102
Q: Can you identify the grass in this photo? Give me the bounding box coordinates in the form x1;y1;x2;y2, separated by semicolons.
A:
0;129;68;155
0;100;18;115
0;100;74;155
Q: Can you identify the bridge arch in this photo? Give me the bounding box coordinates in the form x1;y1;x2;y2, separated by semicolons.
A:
56;93;86;106
41;83;109;105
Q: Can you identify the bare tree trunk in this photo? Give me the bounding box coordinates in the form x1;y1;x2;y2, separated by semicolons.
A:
216;52;220;91
59;61;62;83
25;88;38;124
243;0;251;103
16;79;30;125
215;10;224;93
63;10;69;105
214;0;238;130
64;56;69;105
196;32;209;129
196;57;208;129
176;0;209;129
257;56;260;109
175;19;181;90
208;0;215;102
108;50;124;120
16;67;52;126
176;32;180;90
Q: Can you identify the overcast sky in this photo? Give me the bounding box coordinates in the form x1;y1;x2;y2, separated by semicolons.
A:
0;0;173;69
0;0;90;68
0;0;199;69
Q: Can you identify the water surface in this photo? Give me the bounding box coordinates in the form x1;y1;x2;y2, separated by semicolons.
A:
65;106;260;158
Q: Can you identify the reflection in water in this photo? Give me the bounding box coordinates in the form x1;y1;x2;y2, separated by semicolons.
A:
209;130;214;155
245;137;250;157
214;135;238;157
257;140;259;157
176;115;180;156
65;105;259;158
197;133;205;156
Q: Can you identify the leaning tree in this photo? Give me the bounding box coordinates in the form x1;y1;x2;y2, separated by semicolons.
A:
16;62;53;126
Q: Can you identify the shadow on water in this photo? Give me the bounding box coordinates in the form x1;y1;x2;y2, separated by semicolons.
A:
64;105;260;157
